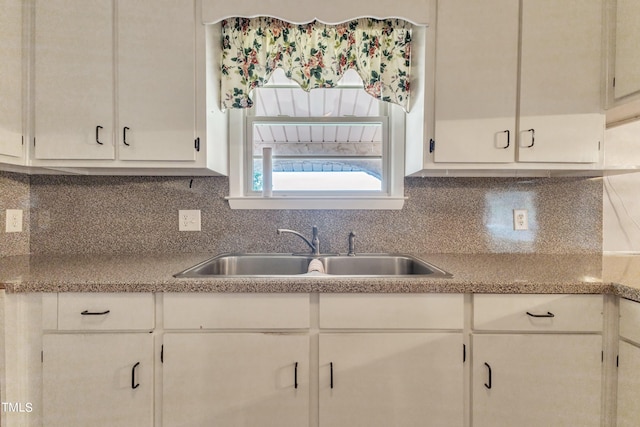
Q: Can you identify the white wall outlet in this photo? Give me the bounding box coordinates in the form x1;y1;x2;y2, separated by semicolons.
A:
513;209;528;231
179;210;201;231
6;209;23;233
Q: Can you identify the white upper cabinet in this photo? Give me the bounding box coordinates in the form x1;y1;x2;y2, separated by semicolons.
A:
28;0;225;174
0;0;25;161
433;0;519;164
417;0;605;173
34;0;115;160
613;0;640;100
518;0;604;164
117;0;196;162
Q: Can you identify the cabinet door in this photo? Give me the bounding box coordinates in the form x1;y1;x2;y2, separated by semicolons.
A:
162;333;309;427
34;0;115;160
0;0;23;159
472;334;602;427
518;0;604;163
117;0;196;162
617;340;640;427
433;0;518;163
319;332;464;427
42;333;153;427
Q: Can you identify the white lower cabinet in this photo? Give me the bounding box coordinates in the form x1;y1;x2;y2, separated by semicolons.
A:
472;334;602;427
617;298;640;427
42;333;154;427
616;340;640;427
319;332;464;427
162;333;309;427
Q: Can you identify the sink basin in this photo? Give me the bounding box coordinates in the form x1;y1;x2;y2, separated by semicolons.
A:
174;253;451;278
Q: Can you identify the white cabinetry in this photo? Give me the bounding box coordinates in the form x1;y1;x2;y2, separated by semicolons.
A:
42;293;155;427
163;333;309;427
162;293;310;426
319;294;464;427
617;298;640;427
472;294;603;427
34;0;115;161
0;0;24;163
413;0;604;174
31;0;224;174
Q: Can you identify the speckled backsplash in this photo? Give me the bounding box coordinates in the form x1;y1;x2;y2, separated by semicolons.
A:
25;175;602;255
0;171;30;256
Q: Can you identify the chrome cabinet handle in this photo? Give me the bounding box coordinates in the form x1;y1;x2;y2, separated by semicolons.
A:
80;310;110;315
500;130;510;149
524;128;535;148
526;311;555;318
484;362;492;389
96;126;103;145
123;127;130;146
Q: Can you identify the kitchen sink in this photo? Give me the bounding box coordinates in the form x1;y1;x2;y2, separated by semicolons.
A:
174;253;452;278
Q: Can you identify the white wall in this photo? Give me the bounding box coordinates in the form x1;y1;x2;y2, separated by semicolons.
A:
603;120;640;252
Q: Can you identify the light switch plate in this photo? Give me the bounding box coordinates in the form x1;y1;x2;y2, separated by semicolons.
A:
179;210;201;231
6;209;23;233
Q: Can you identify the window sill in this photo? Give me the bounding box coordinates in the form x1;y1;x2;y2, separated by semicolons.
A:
225;196;407;210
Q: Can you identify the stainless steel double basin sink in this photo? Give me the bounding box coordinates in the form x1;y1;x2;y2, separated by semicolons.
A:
174;253;452;278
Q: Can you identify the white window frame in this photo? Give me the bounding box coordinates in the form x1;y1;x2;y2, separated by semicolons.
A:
226;101;406;209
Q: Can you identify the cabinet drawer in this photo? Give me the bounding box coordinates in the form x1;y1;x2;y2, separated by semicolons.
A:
163;293;310;329
319;294;464;329
620;298;640;344
473;294;602;332
57;293;154;330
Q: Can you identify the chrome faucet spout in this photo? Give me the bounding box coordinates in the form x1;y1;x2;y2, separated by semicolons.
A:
277;226;320;255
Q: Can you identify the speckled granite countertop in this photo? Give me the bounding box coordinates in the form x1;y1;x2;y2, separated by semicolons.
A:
1;252;639;301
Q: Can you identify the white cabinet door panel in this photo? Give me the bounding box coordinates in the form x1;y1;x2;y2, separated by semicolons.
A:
43;333;153;427
0;0;23;159
162;333;309;427
473;334;602;427
617;340;640;427
433;0;518;164
117;0;196;162
34;0;115;160
319;332;464;427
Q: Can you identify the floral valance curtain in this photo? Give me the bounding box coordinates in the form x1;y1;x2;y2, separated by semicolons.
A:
220;17;412;110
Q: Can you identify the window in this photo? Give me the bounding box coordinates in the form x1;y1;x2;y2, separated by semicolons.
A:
217;17;414;209
248;68;388;195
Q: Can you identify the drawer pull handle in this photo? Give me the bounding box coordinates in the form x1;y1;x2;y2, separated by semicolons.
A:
131;362;140;389
294;362;298;389
526;311;555;318
484;362;492;389
330;362;334;389
80;310;110;316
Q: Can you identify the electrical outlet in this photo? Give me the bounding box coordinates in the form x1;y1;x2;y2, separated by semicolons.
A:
179;210;201;231
6;209;23;233
513;209;528;231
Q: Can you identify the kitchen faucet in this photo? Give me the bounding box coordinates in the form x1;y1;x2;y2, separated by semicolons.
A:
348;231;356;256
277;226;320;255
